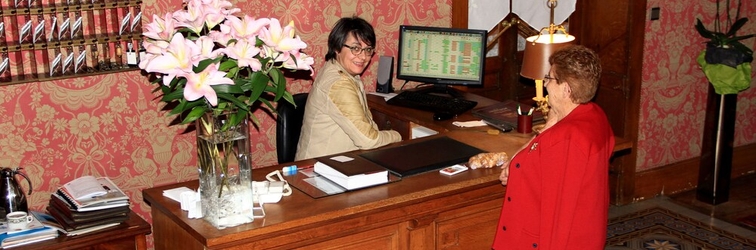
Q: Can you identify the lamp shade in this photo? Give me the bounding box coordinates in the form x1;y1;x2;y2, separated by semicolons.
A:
520;34;576;80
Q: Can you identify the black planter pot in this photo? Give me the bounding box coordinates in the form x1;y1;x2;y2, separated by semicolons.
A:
704;43;753;68
696;84;737;205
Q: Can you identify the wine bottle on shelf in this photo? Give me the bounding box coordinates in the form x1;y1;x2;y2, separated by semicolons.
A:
0;52;10;82
101;43;111;71
118;10;130;37
74;44;87;74
131;5;142;34
50;47;62;77
114;42;124;69
58;13;71;42
126;42;137;67
71;11;83;39
33;14;46;44
62;46;74;75
90;43;99;72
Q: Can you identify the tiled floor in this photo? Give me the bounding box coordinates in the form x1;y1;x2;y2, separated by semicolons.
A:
607;173;756;249
608;195;756;239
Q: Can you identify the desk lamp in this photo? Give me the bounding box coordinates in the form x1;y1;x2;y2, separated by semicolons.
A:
520;0;576;119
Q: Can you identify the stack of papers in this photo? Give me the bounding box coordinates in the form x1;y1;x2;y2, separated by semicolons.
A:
0;212;59;248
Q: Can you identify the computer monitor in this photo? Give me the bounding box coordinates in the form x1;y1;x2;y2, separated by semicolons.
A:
396;25;487;97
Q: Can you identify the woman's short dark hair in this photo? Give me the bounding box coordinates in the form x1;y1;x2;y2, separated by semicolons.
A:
549;45;602;104
325;16;376;61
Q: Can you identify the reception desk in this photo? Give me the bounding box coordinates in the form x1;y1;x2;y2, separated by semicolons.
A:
143;93;632;249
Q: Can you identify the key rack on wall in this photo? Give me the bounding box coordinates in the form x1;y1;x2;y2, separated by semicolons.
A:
0;0;143;86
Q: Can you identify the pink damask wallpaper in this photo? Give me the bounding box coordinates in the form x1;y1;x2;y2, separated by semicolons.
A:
0;0;452;247
639;0;756;170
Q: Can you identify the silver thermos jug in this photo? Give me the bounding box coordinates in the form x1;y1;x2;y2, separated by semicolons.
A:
0;167;32;219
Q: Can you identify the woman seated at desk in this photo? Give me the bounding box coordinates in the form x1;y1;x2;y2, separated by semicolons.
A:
295;16;401;160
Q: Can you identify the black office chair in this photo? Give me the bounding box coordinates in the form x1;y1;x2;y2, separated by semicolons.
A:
276;93;309;164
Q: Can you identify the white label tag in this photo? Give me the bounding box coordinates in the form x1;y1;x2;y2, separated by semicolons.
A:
127;52;137;65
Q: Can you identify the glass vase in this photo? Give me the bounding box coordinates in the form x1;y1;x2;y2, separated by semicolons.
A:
196;110;254;229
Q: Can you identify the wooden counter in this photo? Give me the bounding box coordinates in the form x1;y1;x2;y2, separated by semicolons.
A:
143;92;633;249
24;210;151;250
144;131;529;249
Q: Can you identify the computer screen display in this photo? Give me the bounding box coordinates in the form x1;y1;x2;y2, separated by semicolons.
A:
396;25;487;87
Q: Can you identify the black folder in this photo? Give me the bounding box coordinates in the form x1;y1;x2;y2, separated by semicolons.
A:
359;136;485;177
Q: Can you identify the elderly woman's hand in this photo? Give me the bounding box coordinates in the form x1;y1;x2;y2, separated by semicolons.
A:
468;152;509;169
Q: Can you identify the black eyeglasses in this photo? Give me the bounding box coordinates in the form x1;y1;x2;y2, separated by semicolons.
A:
343;44;375;56
544;74;559;82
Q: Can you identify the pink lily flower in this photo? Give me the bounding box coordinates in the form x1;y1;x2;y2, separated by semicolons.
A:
174;1;206;35
193;36;223;66
144;33;199;85
224;15;270;40
282;50;315;74
225;39;262;71
143;13;176;42
183;63;234;106
259;19;307;55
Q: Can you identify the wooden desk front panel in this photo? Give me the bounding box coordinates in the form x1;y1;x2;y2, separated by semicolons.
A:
148;178;506;250
26;211;151;250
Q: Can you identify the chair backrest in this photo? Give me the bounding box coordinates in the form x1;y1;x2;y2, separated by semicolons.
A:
276;93;309;164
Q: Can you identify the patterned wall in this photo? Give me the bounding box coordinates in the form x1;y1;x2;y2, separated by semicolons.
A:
638;0;756;170
0;0;755;247
0;0;452;247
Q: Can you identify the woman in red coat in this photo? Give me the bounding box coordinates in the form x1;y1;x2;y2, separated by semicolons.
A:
470;45;615;249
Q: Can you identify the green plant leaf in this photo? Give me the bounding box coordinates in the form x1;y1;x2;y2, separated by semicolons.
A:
247;71;268;103
169;99;205;116
259;98;275;113
182;106;209;124
212;84;245;94
218;60;238;72
161;87;185;102
269;68;286;102
696;19;716;39
726;18;750;37
731;42;754;56
217;92;251;113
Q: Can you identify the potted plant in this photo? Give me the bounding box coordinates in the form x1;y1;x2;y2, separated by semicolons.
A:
695;0;754;94
693;0;754;205
139;0;314;229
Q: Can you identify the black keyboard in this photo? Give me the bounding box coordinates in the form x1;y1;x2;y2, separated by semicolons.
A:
386;91;478;115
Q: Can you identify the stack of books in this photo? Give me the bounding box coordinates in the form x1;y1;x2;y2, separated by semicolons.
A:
0;212;59;248
314;154;389;190
46;176;130;234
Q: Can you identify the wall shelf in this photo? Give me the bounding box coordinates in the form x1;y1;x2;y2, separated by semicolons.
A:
0;0;143;86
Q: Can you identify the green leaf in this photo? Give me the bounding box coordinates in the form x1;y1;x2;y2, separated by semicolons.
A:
726;18;750;37
278;92;295;107
730;42;754;56
218;60;238;72
259;98;275;113
212;84;245;94
247;72;268;103
161;87;185;102
195;58;215;73
696;19;716;39
217;93;251;113
169;99;205;116
182;106;209;124
269;68;286;102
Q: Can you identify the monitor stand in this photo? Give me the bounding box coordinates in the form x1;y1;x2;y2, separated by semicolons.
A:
410;84;464;99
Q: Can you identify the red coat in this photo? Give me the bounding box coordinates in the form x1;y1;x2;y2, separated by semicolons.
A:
492;103;615;250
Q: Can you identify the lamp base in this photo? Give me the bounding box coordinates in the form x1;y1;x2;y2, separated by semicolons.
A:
532;96;549;120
